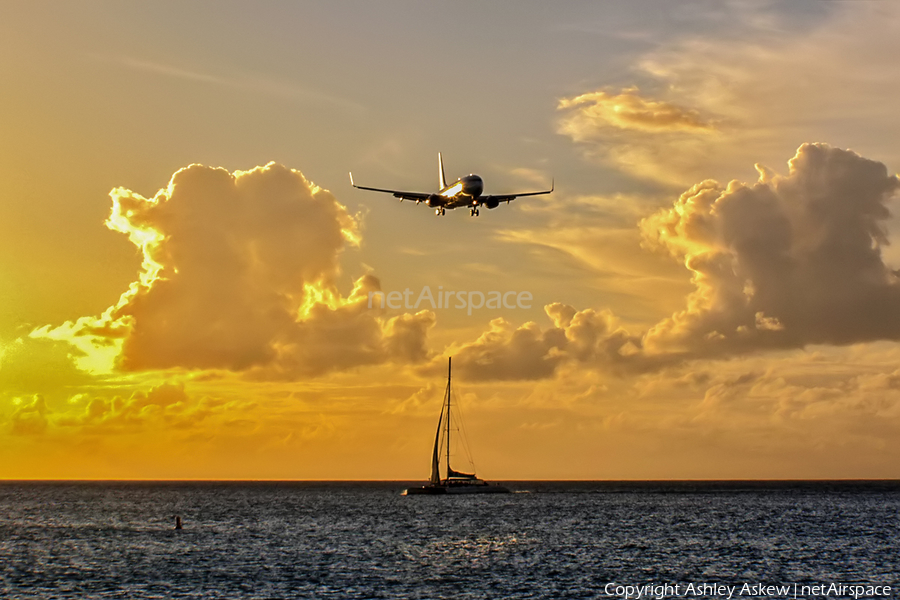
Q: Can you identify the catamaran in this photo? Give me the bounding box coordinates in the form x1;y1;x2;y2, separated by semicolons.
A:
404;357;510;495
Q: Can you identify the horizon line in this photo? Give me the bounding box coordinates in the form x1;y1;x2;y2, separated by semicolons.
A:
2;478;899;483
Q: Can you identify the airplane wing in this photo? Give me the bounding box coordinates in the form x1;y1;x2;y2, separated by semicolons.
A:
349;173;431;202
479;179;554;204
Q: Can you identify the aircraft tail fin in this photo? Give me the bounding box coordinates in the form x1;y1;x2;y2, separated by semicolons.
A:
438;152;447;189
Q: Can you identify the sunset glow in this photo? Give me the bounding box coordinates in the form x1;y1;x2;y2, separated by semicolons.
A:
2;1;900;481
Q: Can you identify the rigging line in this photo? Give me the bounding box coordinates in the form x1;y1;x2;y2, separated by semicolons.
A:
451;386;477;472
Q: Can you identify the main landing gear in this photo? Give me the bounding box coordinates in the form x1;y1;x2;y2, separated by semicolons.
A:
469;207;480;217
435;207;446;216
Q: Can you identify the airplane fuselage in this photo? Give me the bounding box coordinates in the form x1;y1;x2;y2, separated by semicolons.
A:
349;153;552;217
431;174;484;208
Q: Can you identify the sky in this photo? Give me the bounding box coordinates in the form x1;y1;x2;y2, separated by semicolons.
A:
2;0;900;480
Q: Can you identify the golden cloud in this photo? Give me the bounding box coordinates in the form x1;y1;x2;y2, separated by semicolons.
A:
449;144;900;380
31;162;433;379
557;5;900;187
641;143;900;354
558;88;715;136
54;382;230;435
437;303;648;382
556;88;720;186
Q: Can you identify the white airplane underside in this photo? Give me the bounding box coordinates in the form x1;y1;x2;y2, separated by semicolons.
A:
349;153;553;216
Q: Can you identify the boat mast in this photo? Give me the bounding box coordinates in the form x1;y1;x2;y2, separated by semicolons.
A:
446;357;452;479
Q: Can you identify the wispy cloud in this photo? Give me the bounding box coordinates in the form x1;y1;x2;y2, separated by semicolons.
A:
558;88;716;135
557;3;900;186
94;54;366;115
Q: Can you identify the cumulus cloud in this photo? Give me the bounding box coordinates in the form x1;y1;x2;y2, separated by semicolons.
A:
641;143;900;354
443;317;567;381
449;144;900;380
244;276;436;380
439;303;647;381
32;162;433;378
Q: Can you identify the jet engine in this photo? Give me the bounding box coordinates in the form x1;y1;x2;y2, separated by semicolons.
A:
485;199;500;209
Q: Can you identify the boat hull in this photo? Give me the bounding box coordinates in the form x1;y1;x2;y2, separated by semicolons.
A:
403;482;511;495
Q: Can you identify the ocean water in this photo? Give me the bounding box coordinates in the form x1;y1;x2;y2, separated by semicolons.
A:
1;481;897;599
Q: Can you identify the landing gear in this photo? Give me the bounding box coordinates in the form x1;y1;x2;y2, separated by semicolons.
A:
435;207;446;216
469;207;480;217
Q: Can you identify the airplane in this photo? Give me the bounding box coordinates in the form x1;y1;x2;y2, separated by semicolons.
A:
349;153;553;216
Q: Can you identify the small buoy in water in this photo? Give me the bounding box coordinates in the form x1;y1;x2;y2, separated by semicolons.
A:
174;515;183;530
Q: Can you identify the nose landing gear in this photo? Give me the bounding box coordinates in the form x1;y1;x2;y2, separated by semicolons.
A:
469;207;480;217
435;207;446;216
